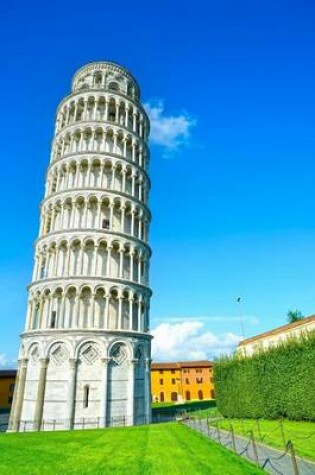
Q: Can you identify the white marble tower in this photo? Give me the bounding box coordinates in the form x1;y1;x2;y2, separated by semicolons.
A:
9;61;152;431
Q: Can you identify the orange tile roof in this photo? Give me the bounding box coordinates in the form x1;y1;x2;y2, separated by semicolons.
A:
151;360;213;370
238;314;315;347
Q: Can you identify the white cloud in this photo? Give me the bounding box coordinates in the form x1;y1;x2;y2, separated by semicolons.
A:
0;353;17;369
144;100;196;157
151;321;241;362
0;353;8;368
151;315;260;326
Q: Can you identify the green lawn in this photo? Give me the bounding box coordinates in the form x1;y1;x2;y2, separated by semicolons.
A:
152;400;215;410
216;418;315;462
0;423;263;474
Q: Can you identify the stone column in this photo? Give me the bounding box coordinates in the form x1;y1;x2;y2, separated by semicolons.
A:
119;248;124;279
118;296;122;329
100;358;110;427
131;210;135;237
127;360;136;425
67;358;77;429
138;258;142;284
104;295;110;329
109;204;114;229
121;206;126;233
94;245;99;276
9;358;28;432
106;245;112;276
130;251;134;281
33;358;49;431
144;357;151;424
129;298;133;330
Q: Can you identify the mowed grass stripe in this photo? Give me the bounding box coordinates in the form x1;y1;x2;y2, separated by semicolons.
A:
0;423;263;474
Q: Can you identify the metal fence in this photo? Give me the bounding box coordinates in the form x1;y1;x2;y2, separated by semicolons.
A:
0;413;9;432
184;414;315;475
8;414;151;432
2;406;199;432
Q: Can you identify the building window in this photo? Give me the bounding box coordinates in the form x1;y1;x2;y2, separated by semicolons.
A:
198;390;203;400
159;370;163;374
102;219;110;229
196;378;203;384
171;369;175;374
171;392;178;402
160;392;164;402
50;311;57;329
83;385;90;408
8;396;13;404
171;378;176;385
183;369;189;373
185;391;191;401
9;384;15;392
210;377;214;383
211;390;215;399
185;378;189;384
196;369;202;373
159;379;163;385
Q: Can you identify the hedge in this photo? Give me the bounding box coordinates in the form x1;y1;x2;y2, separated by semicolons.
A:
214;332;315;420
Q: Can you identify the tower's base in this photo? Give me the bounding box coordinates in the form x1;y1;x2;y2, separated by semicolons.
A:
9;331;152;432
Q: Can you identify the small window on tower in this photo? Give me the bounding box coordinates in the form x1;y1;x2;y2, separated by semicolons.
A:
83;385;90;408
102;219;110;229
50;311;57;329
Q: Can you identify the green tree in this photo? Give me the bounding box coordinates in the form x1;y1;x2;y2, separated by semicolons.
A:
287;309;303;324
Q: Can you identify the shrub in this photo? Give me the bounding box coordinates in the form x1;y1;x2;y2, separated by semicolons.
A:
214;332;315;420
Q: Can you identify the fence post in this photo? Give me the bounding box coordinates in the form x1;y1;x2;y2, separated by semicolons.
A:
256;419;262;441
217;422;221;444
231;426;237;453
250;430;259;467
279;419;286;449
287;440;300;475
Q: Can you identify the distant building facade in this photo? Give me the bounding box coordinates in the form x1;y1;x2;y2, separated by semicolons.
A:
238;315;315;357
0;371;16;411
151;361;215;403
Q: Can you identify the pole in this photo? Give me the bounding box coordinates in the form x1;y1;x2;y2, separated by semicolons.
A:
237;297;245;339
279;419;286;449
250;430;259;467
287;440;300;475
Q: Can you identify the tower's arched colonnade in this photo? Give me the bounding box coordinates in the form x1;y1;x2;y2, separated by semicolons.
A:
9;61;152;432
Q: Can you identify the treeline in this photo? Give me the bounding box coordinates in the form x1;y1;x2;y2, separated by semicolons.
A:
214;332;315;420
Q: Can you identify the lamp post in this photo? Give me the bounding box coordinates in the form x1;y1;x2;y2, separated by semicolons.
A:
237;296;246;339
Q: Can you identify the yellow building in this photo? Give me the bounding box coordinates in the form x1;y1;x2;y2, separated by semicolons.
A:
0;370;16;411
151;361;215;403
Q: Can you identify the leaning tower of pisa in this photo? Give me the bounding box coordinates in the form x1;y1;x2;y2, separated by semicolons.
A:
9;61;152;431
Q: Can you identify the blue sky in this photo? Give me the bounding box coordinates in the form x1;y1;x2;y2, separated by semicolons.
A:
1;0;315;365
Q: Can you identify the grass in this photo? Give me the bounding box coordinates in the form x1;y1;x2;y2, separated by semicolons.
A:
216;418;315;463
0;422;263;474
188;407;221;419
152;399;216;411
151;402;176;408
